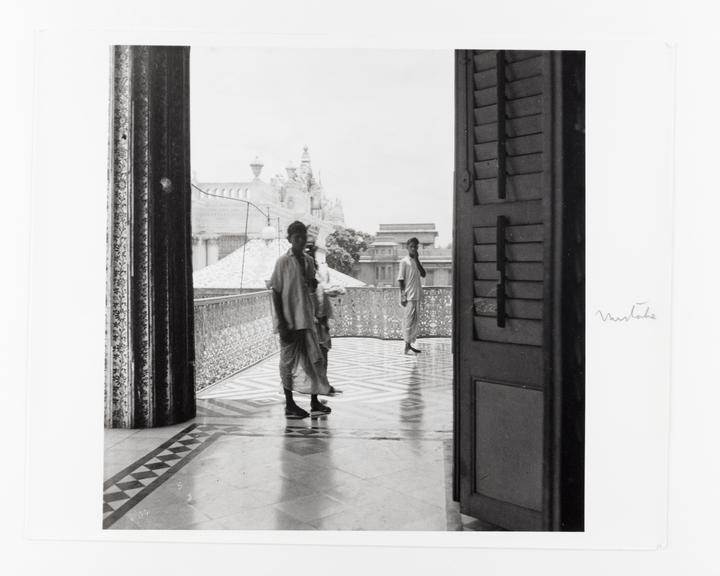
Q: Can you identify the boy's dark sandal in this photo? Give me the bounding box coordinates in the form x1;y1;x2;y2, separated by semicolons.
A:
285;405;310;419
310;403;332;415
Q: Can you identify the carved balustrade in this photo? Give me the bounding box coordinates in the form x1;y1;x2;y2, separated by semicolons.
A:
193;286;452;390
330;286;452;339
193;291;278;391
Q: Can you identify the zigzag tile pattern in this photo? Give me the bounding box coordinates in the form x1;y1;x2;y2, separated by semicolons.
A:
196;338;453;433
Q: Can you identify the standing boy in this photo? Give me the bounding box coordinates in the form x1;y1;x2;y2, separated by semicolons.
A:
270;221;332;418
397;236;426;355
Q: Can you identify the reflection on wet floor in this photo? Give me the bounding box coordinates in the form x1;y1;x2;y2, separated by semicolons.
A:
103;337;494;530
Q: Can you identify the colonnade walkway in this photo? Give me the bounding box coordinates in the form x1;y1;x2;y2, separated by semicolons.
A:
103;337;494;531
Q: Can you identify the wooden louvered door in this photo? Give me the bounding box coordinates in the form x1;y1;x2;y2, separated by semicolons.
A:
453;49;584;531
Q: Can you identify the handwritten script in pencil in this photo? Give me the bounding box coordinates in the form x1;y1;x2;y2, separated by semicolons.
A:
596;302;657;322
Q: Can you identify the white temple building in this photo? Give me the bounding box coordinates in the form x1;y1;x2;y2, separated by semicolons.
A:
191;146;345;270
193;238;365;297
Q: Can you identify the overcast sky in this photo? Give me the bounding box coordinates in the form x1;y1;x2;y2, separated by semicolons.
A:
190;47;454;246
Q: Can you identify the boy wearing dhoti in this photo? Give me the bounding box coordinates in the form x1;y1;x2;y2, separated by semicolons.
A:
270;221;332;418
397;236;426;355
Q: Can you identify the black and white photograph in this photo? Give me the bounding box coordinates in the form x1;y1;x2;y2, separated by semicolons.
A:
14;1;720;573
102;46;585;532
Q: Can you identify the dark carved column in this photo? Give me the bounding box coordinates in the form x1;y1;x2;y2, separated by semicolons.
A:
105;46;196;428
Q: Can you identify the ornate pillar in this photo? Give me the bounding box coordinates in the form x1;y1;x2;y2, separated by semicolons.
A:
105;46;196;428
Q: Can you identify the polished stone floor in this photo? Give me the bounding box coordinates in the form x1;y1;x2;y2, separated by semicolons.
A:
103;337;495;531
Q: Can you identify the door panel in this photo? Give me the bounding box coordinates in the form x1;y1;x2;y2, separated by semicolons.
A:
454;49;585;531
469;342;543;388
474;380;544;511
473;317;543;346
454;49;551;531
473;297;543;320
475;280;543;300
470;200;544;224
474;224;543;243
475;115;543;142
474;243;543;262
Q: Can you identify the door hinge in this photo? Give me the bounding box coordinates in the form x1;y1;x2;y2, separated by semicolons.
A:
455;170;471;194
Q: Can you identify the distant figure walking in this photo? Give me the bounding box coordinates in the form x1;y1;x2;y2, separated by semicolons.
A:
270;221;332;418
398;236;426;355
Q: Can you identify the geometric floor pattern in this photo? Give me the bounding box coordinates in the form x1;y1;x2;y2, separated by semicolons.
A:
200;337;453;403
198;337;454;433
104;338;498;531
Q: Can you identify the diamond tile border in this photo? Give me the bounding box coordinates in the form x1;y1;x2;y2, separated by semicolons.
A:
103;424;221;529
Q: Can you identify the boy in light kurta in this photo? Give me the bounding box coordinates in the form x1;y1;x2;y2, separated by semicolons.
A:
270;221;332;418
397;236;426;355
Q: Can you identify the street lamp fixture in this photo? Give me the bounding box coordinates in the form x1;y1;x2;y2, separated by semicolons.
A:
261;223;276;241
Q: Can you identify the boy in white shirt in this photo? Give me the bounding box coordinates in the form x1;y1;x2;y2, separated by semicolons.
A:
397;237;426;355
270;221;332;418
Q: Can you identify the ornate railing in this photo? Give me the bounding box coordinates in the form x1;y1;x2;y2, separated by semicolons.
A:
331;286;452;339
193;291;278;391
193;286;452;391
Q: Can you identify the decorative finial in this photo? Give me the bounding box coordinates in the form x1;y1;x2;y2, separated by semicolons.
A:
250;156;264;178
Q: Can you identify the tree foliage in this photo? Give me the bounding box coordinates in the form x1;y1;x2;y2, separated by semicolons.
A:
325;226;375;275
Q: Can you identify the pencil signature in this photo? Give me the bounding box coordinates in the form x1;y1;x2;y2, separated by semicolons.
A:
596;301;656;322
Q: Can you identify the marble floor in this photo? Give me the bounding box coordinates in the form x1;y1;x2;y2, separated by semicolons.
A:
103;337;496;531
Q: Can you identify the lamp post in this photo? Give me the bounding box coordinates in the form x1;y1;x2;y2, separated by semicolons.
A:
192;183;278;290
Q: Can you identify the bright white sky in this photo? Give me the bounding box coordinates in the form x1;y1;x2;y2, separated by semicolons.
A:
190;47;454;246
